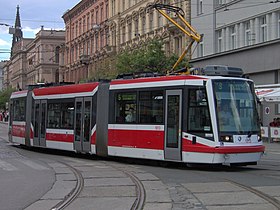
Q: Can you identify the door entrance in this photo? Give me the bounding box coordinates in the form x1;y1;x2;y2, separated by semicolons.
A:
33;100;47;147
164;90;182;161
74;97;92;153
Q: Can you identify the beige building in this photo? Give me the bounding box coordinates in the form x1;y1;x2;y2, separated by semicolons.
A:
4;29;65;90
61;0;192;82
4;6;66;90
25;28;65;85
109;0;190;56
5;38;33;90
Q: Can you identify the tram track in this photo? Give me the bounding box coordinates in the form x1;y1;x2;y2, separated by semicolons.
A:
228;179;280;209
109;164;146;210
51;161;84;210
50;160;146;210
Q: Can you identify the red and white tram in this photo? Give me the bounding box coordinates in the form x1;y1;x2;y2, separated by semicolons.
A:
9;71;265;166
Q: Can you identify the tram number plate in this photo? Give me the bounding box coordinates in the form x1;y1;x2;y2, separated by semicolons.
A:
233;135;258;144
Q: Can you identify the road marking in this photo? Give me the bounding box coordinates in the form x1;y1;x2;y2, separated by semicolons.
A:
17;159;49;170
0;160;18;171
268;152;280;155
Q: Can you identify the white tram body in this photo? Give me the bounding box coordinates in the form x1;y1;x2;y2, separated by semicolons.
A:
9;73;265;166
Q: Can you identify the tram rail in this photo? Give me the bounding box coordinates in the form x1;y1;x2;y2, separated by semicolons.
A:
228;180;280;209
51;161;84;210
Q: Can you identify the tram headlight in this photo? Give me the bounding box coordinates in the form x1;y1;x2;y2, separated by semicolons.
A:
220;135;233;142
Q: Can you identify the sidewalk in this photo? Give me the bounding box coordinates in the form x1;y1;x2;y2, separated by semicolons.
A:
263;141;280;153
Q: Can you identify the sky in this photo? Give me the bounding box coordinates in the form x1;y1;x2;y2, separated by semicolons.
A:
0;0;80;61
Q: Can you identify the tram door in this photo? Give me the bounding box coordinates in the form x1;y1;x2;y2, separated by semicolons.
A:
74;97;92;153
33;100;47;147
164;90;182;161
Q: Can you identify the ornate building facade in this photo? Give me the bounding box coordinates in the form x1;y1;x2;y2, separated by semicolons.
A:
25;28;65;85
3;6;65;90
62;0;110;83
4;29;65;90
61;0;191;82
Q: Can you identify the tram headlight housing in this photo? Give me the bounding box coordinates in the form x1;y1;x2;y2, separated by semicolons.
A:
220;135;233;142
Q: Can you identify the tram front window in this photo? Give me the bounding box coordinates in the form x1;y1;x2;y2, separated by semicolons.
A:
213;80;260;140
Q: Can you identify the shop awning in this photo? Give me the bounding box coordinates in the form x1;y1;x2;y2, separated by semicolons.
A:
255;88;280;102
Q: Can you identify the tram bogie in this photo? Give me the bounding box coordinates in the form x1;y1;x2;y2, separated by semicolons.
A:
9;73;265;166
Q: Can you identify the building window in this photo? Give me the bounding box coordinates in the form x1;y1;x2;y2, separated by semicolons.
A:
122;26;126;43
75;24;78;38
106;4;109;18
100;31;104;48
112;0;116;16
198;0;203;15
55;47;60;63
112;29;116;46
96;10;99;24
141;16;146;35
91;38;94;53
95;34;99;51
105;29;109;46
83;18;86;34
245;21;251;46
87;15;90;31
122;0;125;11
149;12;153;31
260;16;267;42
128;23;132;41
135;19;139;37
158;13;163;27
87;41;90;55
198;40;204;57
91;12;94;27
230;25;236;49
217;29;223;52
101;7;104;22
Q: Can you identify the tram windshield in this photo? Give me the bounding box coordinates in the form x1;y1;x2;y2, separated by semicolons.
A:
213;79;260;135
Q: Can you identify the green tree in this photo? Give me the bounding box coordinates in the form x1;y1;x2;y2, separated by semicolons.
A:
0;87;15;110
116;39;189;76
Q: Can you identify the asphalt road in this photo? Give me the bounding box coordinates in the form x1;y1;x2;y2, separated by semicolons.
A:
0;123;54;210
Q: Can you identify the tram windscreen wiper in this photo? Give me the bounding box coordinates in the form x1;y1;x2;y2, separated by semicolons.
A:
247;131;253;138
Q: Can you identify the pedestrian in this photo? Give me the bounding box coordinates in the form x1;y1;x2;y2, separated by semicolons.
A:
270;118;277;127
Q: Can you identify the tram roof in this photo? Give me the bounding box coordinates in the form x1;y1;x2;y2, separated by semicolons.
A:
33;82;99;97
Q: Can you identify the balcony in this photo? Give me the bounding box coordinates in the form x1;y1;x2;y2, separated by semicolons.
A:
103;45;116;55
79;54;90;65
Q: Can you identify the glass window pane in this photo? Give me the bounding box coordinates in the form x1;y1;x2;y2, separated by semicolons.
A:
166;95;180;148
188;89;212;132
115;92;137;123
139;91;163;124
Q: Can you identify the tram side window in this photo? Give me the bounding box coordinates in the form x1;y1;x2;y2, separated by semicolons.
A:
47;103;61;128
188;89;212;132
12;98;26;121
115;92;137;123
139;91;163;124
61;102;74;129
47;101;74;129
